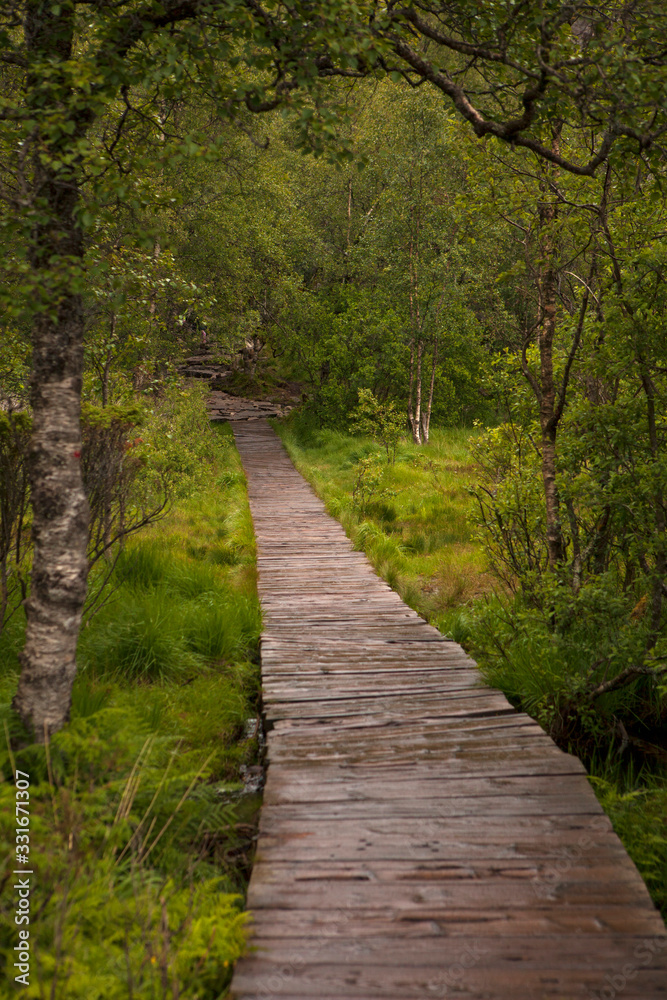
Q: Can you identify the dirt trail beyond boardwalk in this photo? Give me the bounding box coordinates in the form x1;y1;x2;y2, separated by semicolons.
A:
179;353;298;422
228;418;667;1000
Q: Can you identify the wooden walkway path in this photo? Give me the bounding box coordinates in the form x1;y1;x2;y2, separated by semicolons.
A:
229;420;667;1000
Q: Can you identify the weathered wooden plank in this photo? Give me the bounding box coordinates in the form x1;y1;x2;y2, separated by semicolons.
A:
232;960;667;1000
254;793;605;818
228;420;667;1000
262;681;494;697
253;831;627;864
245;904;664;937
256;810;618;838
246;879;658;915
262;771;593;803
235;935;667;968
263;701;520;722
243;855;645;887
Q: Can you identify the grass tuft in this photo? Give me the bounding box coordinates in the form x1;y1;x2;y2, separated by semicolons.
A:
81;587;202;682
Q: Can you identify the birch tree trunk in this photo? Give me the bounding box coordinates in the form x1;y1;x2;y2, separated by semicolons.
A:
414;338;423;443
406;209;424;445
421;337;438;444
407;338;423;444
12;0;90;739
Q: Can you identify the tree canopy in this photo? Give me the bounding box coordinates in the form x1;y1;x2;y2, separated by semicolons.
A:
2;1;667;737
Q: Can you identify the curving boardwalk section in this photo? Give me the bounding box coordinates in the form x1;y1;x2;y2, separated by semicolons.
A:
230;420;667;1000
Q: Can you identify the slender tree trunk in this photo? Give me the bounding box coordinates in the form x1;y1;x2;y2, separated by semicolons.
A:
12;1;90;738
101;315;116;407
102;357;111;408
637;364;666;644
565;498;582;595
149;102;166;323
149;239;161;322
421;337;437;444
406;217;423;445
536;128;566;571
407;338;421;445
414;338;423;444
537;249;565;570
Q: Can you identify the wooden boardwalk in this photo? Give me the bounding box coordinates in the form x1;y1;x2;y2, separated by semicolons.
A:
230;420;667;1000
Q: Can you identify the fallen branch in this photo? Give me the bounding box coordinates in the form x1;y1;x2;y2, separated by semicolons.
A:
587;662;667;701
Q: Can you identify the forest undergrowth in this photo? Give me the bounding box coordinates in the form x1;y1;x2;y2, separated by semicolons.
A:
0;385;262;999
277;413;667;922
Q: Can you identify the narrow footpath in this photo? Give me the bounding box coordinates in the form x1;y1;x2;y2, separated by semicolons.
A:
230;419;667;1000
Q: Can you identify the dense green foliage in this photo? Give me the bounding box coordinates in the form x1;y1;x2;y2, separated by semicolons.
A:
0;389;262;996
1;79;505;425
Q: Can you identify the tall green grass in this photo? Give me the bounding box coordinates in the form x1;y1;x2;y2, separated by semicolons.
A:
277;414;492;624
81;542;260;682
0;388;262;997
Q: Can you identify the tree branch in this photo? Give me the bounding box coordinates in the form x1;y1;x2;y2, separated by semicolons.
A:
587;662;667;701
387;37;616;176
